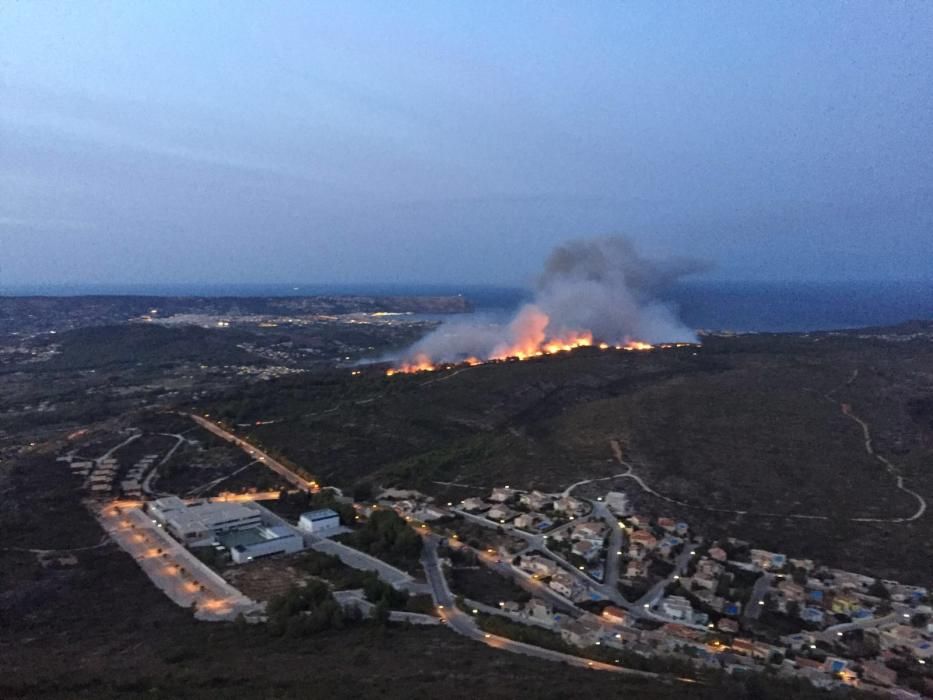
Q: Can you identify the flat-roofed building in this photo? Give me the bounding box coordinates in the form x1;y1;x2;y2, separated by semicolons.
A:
223;526;304;564
298;508;340;534
151;498;262;545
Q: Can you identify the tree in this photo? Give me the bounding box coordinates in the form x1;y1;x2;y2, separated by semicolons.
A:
352;481;374;501
373;599;391;626
868;581;891;599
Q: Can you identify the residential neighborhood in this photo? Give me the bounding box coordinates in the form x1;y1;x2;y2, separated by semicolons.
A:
79;419;933;698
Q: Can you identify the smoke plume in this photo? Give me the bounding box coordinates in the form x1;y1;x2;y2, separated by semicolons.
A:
397;235;706;367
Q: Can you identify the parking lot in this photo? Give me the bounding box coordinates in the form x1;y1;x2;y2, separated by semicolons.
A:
96;501;263;621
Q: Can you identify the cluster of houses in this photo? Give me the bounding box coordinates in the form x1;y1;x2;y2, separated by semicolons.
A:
460;487;588;532
120;453;160;498
513;552;582;600
85;456;119;496
671;549;746;626
551;519;609;565
435;485;932;694
618;513;689;580
390;497;448;523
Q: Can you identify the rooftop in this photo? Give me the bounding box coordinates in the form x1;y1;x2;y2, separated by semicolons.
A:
301;508;339;521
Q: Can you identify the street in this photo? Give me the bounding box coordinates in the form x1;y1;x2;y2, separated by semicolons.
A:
420;535;653;676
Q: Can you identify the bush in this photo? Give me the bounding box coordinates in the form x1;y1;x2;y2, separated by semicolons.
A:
266;581;347;637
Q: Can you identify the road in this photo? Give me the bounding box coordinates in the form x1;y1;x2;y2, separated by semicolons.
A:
634;541;701;615
592;501;625;593
743;573;774;622
818;610;906;642
190;414;319;493
99;430;142;461
142;432;189;497
420;535;654;676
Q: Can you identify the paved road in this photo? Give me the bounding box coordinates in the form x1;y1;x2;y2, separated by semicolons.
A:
633;541;701;614
420;536;657;676
818;611;904;641
190;414;319;493
140;433;188;497
592;501;625;593
743;573;774;622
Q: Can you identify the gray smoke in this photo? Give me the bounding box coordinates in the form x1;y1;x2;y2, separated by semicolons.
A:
399;235;707;364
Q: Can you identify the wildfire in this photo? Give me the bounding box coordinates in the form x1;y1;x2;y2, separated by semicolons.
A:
386;337;664;375
381;303;702;376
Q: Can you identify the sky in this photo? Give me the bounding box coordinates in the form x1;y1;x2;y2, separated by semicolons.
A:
1;1;932;287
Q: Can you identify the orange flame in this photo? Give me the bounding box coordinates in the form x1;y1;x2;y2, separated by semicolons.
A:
386;306;662;375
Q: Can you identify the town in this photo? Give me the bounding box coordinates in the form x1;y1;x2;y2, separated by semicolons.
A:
67;413;933;697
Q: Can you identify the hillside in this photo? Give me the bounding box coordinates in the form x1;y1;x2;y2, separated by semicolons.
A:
207;323;933;583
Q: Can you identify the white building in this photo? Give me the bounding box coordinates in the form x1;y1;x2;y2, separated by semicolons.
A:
149;497;262;545
460;497;487;512
571;521;606;544
572;539;599;562
520;554;558;577
519;490;553;510
549;571;576;598
224;526;304;564
553;495;585;515
487;504;515;522
298;508;341;534
148;496;188;522
661;595;695;622
489;487;513;502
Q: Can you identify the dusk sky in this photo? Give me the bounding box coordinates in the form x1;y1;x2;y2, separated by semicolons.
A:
2;1;932;287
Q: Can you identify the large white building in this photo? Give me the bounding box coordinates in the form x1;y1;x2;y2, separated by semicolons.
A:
298;508;340;534
222;526;305;564
148;496;261;545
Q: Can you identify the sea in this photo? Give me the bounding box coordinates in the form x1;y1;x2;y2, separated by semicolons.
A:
4;280;933;333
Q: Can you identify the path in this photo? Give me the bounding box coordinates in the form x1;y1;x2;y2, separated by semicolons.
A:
186;459;261;498
839;403;926;523
99;431;142;461
605;426;926;524
1;534;114;555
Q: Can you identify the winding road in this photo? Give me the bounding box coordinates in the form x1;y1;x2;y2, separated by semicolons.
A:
420;535;657;676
